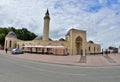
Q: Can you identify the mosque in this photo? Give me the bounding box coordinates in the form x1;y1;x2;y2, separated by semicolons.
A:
4;10;101;56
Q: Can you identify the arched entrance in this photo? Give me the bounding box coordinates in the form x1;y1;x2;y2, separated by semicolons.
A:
76;36;82;55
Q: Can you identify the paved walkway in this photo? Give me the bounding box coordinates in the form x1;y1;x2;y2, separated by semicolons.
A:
1;50;120;67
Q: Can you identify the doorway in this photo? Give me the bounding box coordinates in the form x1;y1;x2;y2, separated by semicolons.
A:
76;36;82;54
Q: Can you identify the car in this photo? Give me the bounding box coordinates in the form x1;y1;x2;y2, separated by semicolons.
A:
11;49;24;54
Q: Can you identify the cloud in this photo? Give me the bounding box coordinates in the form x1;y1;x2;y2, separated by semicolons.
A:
0;0;120;49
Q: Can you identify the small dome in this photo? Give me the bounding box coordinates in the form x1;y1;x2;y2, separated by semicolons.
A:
6;31;17;38
88;40;94;44
59;38;65;41
34;36;52;41
34;36;42;40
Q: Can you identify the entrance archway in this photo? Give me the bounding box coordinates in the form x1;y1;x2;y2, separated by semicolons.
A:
76;36;82;54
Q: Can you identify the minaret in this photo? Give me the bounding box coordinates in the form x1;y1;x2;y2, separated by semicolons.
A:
43;9;50;41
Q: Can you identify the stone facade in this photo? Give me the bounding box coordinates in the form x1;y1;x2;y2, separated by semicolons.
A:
4;10;101;56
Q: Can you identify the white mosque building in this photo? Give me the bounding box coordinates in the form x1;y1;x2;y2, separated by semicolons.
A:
4;9;101;56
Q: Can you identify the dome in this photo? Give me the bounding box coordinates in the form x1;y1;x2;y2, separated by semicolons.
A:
6;31;17;38
88;40;94;44
59;38;65;41
34;36;42;40
34;36;52;41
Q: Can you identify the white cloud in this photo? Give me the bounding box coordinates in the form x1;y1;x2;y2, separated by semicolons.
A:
0;0;120;49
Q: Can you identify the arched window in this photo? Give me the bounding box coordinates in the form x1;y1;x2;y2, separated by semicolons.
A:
89;47;91;51
22;44;24;49
94;47;96;52
18;44;19;49
6;40;7;47
15;43;17;48
9;40;12;48
97;47;99;51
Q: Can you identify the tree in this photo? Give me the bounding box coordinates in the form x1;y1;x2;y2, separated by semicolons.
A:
0;33;5;46
0;27;37;47
108;46;117;50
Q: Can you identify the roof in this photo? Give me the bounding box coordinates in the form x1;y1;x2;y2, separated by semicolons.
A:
23;45;65;49
46;9;49;15
66;28;86;36
6;31;17;38
34;36;42;40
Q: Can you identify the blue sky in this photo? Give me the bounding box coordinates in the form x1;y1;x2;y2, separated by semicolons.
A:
0;0;120;49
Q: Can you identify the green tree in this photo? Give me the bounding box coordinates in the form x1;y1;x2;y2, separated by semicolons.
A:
0;33;5;46
0;27;37;47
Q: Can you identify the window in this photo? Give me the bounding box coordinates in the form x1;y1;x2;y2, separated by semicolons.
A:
89;47;91;51
6;40;7;47
94;47;95;52
9;40;12;48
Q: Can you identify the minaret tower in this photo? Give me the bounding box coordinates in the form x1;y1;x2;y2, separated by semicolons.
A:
43;9;50;41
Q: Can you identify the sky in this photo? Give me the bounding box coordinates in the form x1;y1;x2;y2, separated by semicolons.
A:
0;0;120;49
